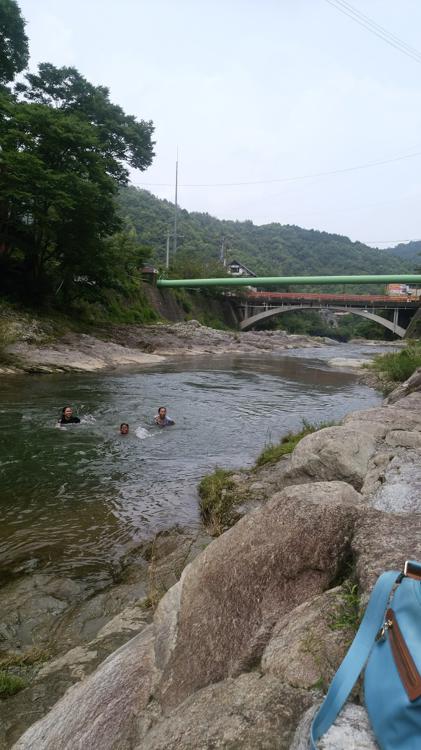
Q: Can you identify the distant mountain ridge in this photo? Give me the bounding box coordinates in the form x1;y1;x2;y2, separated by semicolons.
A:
119;187;412;277
382;240;421;266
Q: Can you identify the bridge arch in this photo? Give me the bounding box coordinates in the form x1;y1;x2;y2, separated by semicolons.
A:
239;305;406;338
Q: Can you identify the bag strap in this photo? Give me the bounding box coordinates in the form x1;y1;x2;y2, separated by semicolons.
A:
310;570;400;749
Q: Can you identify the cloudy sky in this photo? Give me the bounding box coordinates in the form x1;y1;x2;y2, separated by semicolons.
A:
18;0;421;246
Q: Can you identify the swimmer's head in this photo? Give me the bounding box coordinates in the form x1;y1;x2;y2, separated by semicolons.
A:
158;407;166;418
61;406;73;420
120;423;129;435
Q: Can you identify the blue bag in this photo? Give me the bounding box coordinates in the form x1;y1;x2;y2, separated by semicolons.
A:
310;560;421;749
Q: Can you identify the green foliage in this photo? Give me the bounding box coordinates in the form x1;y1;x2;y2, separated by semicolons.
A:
382;240;421;269
0;670;26;697
329;580;361;633
198;468;241;535
16;63;155;183
118;187;411;283
369;344;421;383
0;50;155;312
255;420;334;467
0;0;28;84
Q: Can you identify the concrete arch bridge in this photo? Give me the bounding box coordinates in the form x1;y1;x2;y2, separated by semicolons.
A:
239;303;407;337
156;274;421;338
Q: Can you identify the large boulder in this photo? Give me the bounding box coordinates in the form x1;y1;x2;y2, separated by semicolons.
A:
352;510;421;592
344;394;421;438
12;625;159;750
139;674;314;750
261;586;355;690
284;427;376;490
155;481;362;710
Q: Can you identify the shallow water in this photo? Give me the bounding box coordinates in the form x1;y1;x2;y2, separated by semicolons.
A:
0;344;387;584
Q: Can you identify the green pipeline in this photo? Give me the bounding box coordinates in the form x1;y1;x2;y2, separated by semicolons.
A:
157;274;421;288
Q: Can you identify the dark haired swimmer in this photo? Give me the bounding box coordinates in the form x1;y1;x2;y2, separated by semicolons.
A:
58;406;80;426
154;407;175;427
120;423;129;435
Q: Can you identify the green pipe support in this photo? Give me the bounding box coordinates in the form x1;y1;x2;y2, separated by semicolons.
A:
157;274;421;289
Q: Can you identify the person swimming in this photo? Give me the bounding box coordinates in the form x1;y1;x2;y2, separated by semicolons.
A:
120;423;129;435
58;406;80;425
154;406;175;427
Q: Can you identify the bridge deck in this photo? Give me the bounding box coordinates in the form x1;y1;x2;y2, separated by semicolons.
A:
236;291;420;309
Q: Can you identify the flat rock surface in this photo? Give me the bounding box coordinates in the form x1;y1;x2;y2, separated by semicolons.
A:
7;334;164;372
4;321;330;374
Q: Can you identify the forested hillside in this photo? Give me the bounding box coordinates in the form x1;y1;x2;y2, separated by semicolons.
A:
383;240;421;267
119;187;411;278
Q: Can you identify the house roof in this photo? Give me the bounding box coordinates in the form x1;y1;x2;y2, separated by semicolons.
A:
227;259;257;277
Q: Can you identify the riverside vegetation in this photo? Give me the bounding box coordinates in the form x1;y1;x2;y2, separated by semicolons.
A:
199;420;335;535
369;342;421;390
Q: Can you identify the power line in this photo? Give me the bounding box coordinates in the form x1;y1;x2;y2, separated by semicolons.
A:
131;147;421;189
325;0;421;64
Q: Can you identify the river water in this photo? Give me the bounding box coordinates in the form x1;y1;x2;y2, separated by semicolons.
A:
0;343;389;585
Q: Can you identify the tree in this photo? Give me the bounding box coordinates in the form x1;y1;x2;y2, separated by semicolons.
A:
0;0;28;85
0;60;155;299
0;94;119;290
16;63;155;183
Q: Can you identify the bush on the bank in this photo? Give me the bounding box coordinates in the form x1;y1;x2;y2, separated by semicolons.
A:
370;344;421;383
255;420;334;467
198;469;241;536
0;670;26;697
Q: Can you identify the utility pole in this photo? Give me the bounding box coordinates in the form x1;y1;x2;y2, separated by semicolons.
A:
165;229;170;269
220;235;225;266
173;150;179;256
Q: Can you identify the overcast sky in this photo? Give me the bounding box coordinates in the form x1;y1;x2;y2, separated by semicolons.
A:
17;0;421;246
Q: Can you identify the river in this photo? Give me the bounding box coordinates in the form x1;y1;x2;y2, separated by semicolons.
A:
0;343;389;586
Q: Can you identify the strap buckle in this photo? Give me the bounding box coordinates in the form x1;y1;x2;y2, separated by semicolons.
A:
404;560;421;581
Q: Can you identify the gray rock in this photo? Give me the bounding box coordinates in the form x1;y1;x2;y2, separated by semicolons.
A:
352;510;421;593
146;527;212;606
156;481;361;710
12;625;159;750
291;703;378;750
262;586;355;690
1;604;150;747
344;397;421;438
385;368;421;404
285;427;376;490
139;674;313;750
0;575;82;651
370;451;421;513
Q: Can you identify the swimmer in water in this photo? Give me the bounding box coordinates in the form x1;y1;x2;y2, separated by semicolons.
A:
58;406;80;426
154;406;175;427
120;423;129;435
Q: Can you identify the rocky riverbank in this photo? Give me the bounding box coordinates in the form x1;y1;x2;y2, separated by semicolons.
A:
1;318;332;375
1;369;421;749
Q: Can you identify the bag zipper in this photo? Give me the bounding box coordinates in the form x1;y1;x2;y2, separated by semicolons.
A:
381;608;421;701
